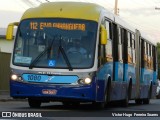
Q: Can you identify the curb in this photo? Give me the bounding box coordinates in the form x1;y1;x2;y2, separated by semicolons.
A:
0;99;27;102
0;96;27;102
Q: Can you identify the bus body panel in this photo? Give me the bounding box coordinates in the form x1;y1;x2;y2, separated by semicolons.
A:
139;68;155;98
96;62;113;101
10;71;97;102
10;81;96;101
9;2;157;107
21;2;103;22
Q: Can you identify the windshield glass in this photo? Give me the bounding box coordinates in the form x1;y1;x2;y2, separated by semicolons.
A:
13;18;97;69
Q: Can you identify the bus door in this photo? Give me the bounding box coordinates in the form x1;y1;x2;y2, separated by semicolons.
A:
104;20;113;76
127;32;136;98
111;25;125;100
119;27;128;99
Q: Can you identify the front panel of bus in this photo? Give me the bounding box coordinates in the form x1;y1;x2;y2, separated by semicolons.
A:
10;18;99;102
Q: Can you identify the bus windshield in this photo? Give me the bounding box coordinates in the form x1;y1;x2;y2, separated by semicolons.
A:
13;18;97;69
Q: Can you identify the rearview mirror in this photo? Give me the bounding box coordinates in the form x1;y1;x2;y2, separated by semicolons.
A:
100;25;108;45
6;22;19;40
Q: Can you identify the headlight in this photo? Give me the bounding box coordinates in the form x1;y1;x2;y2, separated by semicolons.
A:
78;77;92;84
84;78;92;84
11;74;18;80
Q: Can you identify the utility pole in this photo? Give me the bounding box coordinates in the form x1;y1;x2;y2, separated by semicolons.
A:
114;0;119;15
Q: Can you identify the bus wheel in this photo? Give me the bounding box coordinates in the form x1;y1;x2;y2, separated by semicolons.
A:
92;91;107;109
28;98;41;108
135;99;142;105
121;96;129;107
143;86;151;104
62;102;71;106
121;82;132;107
121;90;129;107
143;98;150;104
92;102;105;109
63;102;80;107
72;102;80;106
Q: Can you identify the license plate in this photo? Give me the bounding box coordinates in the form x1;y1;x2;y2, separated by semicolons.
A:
42;89;57;95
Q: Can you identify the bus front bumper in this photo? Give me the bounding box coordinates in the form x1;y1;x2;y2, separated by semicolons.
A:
10;81;96;102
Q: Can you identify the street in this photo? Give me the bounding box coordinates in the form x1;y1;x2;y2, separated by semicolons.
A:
1;99;160;119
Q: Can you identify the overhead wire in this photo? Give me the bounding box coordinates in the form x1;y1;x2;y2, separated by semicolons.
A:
36;0;43;3
15;0;29;10
22;0;37;7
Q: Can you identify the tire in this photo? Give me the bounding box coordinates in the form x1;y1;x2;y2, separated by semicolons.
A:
121;82;132;107
143;85;152;104
135;99;142;105
121;97;129;107
92;90;107;109
143;98;150;104
72;102;80;106
92;102;105;109
63;102;80;107
93;82;111;109
121;88;129;107
28;98;41;108
143;89;151;104
62;102;71;106
105;79;111;106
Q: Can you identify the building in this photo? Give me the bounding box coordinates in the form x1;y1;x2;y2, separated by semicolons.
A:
0;28;14;94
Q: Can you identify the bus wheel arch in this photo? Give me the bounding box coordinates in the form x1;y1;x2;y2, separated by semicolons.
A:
143;82;152;104
128;78;132;99
28;98;41;108
105;76;111;104
149;81;153;98
93;76;112;109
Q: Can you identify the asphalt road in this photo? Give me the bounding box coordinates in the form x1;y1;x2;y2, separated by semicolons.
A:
0;99;160;120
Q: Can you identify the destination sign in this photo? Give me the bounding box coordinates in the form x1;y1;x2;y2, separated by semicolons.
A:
30;22;86;31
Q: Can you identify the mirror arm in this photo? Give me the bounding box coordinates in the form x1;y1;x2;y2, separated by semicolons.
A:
6;22;19;40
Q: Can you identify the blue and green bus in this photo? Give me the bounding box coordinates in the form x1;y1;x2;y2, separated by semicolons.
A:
6;2;157;108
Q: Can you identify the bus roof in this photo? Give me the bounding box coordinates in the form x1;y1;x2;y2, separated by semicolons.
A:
21;2;105;22
20;2;156;45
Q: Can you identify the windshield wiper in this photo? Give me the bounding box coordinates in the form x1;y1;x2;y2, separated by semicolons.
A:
59;45;73;71
29;39;54;69
29;36;73;71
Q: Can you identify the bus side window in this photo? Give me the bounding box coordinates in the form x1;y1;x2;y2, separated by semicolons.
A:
141;39;153;69
150;45;153;69
141;39;145;68
132;34;136;64
147;44;152;69
105;20;113;62
152;46;156;71
128;32;132;63
118;27;123;62
144;42;147;67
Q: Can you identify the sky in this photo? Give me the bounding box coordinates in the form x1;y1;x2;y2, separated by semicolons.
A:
0;0;160;44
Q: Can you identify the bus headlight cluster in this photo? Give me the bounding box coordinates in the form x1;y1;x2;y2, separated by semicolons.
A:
11;74;18;80
11;74;22;81
78;77;92;84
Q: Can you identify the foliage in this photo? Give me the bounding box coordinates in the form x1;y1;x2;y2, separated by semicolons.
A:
157;42;160;79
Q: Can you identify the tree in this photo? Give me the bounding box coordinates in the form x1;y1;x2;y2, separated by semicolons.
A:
157;42;160;79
